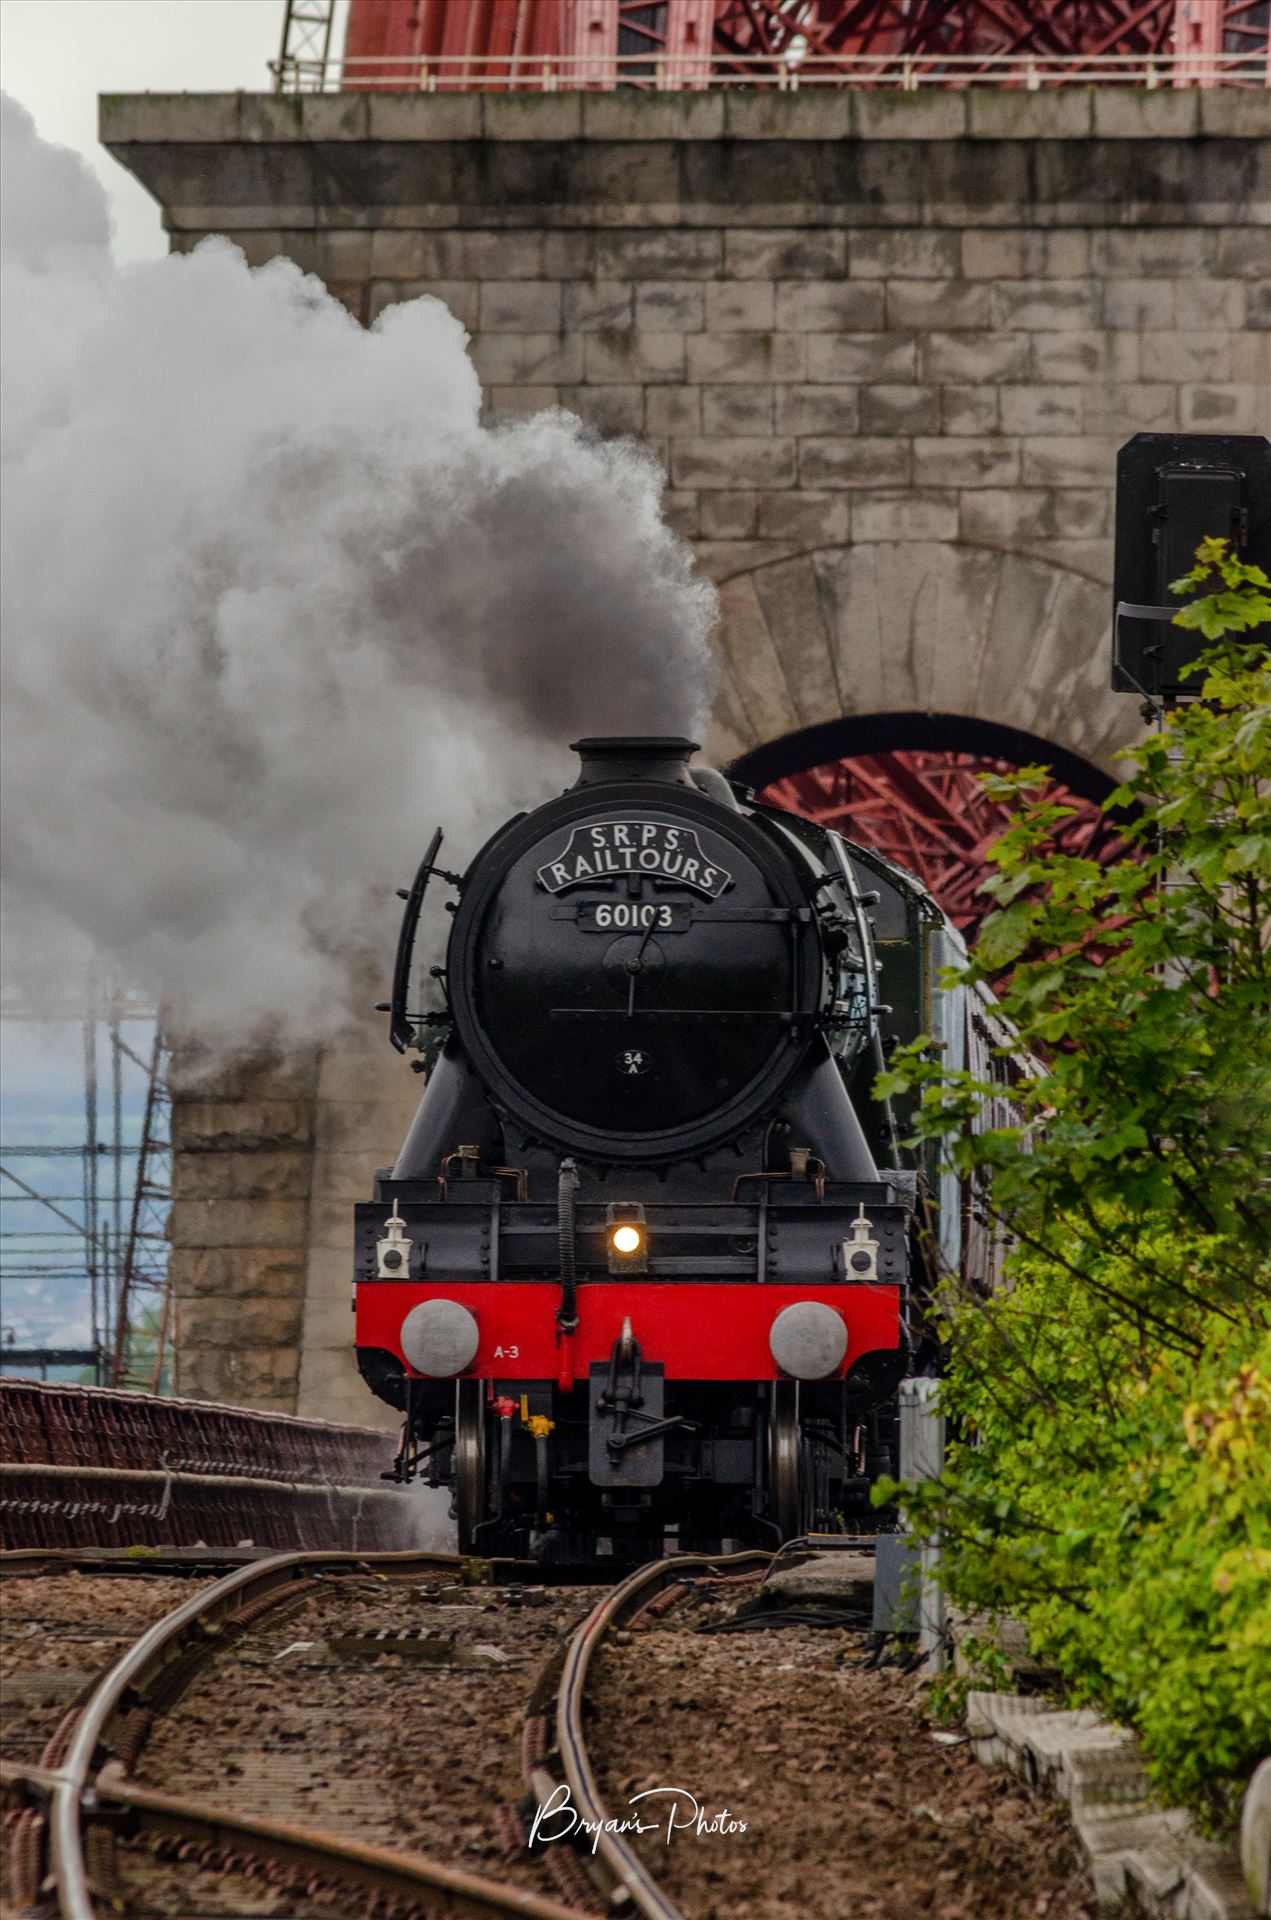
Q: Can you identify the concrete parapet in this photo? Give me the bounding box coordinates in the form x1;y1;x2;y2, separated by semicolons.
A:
102;102;1270;239
99;87;1271;150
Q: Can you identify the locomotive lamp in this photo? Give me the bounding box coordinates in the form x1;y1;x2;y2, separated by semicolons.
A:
376;1207;414;1280
840;1206;880;1283
606;1204;648;1272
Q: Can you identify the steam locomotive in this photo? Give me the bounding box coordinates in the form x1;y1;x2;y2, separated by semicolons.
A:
354;736;1005;1563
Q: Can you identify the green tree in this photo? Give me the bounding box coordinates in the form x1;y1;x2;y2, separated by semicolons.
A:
876;541;1271;1828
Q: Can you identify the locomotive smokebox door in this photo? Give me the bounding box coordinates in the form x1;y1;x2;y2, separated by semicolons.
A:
445;734;825;1163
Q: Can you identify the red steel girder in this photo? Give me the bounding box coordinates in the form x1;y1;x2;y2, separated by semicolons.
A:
342;0;1268;81
344;0;568;87
760;749;1124;942
710;0;1236;59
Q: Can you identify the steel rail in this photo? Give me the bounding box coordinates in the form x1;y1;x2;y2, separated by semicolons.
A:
0;1462;412;1555
1;1460;395;1493
553;1550;771;1920
0;1545;289;1575
22;1545;563;1920
2;1761;587;1920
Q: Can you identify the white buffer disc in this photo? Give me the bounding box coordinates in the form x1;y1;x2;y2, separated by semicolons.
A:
769;1301;847;1380
400;1299;480;1377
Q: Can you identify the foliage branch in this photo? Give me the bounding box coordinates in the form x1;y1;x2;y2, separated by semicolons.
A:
874;539;1271;1826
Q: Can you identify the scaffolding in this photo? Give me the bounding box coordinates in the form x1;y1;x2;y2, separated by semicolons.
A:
279;0;338;75
0;991;172;1389
108;1029;174;1392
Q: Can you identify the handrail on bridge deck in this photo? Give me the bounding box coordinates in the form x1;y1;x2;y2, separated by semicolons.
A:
270;47;1271;94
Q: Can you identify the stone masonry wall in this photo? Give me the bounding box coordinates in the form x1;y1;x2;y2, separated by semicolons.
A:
166;1049;318;1412
106;87;1270;1417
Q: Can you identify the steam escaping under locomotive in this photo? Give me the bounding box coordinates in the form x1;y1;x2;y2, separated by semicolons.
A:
355;736;1006;1564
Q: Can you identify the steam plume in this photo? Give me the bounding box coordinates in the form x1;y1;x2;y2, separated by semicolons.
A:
0;95;718;1043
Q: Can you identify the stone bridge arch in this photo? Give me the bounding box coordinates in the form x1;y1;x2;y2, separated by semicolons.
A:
702;543;1141;779
111;82;1266;1418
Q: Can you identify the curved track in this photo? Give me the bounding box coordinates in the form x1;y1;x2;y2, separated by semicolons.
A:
5;1547;786;1920
3;1548;591;1920
542;1552;772;1920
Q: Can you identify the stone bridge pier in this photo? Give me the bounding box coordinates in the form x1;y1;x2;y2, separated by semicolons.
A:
105;86;1269;1418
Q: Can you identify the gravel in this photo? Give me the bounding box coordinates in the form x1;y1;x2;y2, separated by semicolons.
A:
583;1583;1098;1920
2;1563;1101;1920
0;1570;210;1765
120;1571;594;1911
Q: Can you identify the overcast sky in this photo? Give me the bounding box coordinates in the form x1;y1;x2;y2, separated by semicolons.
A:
1;0;349;261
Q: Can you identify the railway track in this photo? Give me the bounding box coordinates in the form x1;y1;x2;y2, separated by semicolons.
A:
575;1554;1099;1920
2;1544;593;1917
2;1542;1098;1920
1;1545;773;1920
531;1552;771;1920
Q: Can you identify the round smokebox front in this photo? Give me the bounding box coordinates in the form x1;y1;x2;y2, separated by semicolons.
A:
447;784;821;1160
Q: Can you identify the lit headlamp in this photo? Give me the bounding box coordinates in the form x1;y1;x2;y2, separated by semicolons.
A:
606;1205;648;1272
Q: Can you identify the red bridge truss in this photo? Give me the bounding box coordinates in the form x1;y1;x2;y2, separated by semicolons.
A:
757;748;1125;941
310;0;1269;89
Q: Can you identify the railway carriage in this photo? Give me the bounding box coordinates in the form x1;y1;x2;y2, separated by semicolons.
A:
354;735;1005;1565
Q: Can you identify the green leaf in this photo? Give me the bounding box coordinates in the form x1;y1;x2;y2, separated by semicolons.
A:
894;626;1271;1832
974;901;1036;970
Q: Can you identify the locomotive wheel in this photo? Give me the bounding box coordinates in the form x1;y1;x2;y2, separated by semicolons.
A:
766;1381;803;1540
454;1379;487;1553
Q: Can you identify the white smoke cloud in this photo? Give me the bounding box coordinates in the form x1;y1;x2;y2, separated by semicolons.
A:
0;94;717;1043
